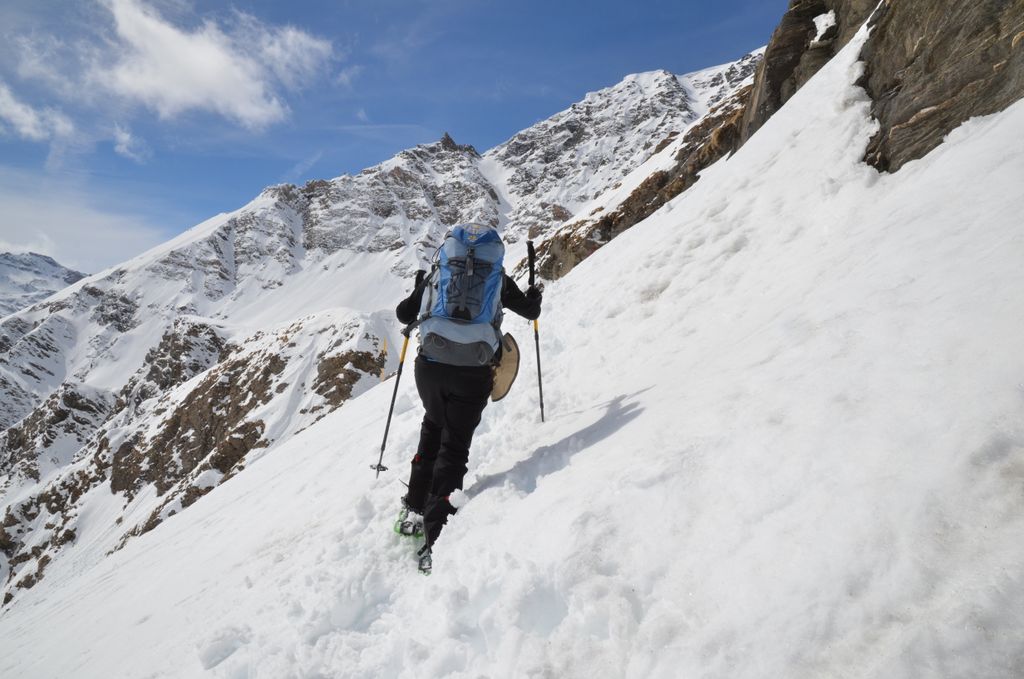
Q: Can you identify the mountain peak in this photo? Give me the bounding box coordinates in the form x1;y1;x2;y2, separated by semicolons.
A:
0;251;87;316
439;131;479;156
0;251;59;267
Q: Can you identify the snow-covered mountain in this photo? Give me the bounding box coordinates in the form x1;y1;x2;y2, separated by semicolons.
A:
2;1;1024;675
482;51;761;240
0;49;761;604
0;252;85;317
3;8;1023;676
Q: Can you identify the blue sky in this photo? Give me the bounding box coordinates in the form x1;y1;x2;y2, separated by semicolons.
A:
0;0;788;272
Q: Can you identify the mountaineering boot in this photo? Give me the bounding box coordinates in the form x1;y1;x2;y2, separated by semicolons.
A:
404;453;434;515
394;497;424;538
417;545;432;575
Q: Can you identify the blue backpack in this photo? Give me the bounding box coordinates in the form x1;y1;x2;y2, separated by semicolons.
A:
417;223;505;366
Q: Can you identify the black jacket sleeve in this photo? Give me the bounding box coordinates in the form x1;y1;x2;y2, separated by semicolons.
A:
501;274;541;320
396;283;425;325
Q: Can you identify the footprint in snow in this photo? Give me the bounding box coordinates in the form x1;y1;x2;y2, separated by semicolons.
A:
197;624;252;670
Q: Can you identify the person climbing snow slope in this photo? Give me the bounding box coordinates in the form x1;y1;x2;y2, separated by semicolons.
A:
395;223;542;572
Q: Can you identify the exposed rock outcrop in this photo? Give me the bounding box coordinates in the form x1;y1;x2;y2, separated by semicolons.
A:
740;0;876;144
116;318;229;415
740;0;1024;173
291;134;498;259
860;0;1024;171
0;384;113;485
108;350;283;500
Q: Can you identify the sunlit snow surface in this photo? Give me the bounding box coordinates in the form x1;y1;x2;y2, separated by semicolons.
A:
2;30;1024;679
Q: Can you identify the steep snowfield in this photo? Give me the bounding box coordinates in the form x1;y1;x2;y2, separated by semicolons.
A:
3;31;1023;679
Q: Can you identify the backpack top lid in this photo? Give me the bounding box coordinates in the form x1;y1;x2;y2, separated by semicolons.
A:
450;222;502;248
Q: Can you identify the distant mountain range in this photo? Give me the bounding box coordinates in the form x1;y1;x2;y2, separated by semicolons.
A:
0;252;86;317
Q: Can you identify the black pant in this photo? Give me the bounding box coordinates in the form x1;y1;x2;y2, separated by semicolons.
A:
405;356;492;545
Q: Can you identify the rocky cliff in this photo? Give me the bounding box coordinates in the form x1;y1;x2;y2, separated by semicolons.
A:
739;0;877;144
861;0;1024;171
739;0;1024;172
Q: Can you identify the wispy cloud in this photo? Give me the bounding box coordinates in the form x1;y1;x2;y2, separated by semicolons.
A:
0;232;56;259
244;16;334;91
12;34;84;101
335;64;364;89
281;150;324;183
112;123;149;162
0;81;74;141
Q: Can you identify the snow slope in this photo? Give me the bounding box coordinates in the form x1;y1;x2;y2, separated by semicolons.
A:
3;30;1024;679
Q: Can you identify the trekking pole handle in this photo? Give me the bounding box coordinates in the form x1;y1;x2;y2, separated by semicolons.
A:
526;240;536;288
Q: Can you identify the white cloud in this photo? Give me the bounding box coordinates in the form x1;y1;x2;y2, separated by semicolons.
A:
90;0;335;130
335;64;364;90
96;0;284;128
112;123;149;162
355;107;369;122
0;166;175;272
248;19;334;90
13;35;80;100
0;232;57;258
0;81;74;141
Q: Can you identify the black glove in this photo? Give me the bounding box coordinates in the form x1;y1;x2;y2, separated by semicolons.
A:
526;285;543;302
414;269;427;289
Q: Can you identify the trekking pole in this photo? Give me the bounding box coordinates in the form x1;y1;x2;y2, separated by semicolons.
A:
372;326;411;477
526;241;546;423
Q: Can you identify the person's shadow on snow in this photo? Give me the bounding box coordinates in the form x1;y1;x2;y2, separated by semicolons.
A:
467;391;648;497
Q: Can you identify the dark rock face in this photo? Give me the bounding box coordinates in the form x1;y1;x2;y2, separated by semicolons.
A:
740;0;877;144
2;452;105;597
0;384;113;484
741;0;1024;172
860;0;1024;171
109;350;283;499
116;319;228;414
313;350;384;409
